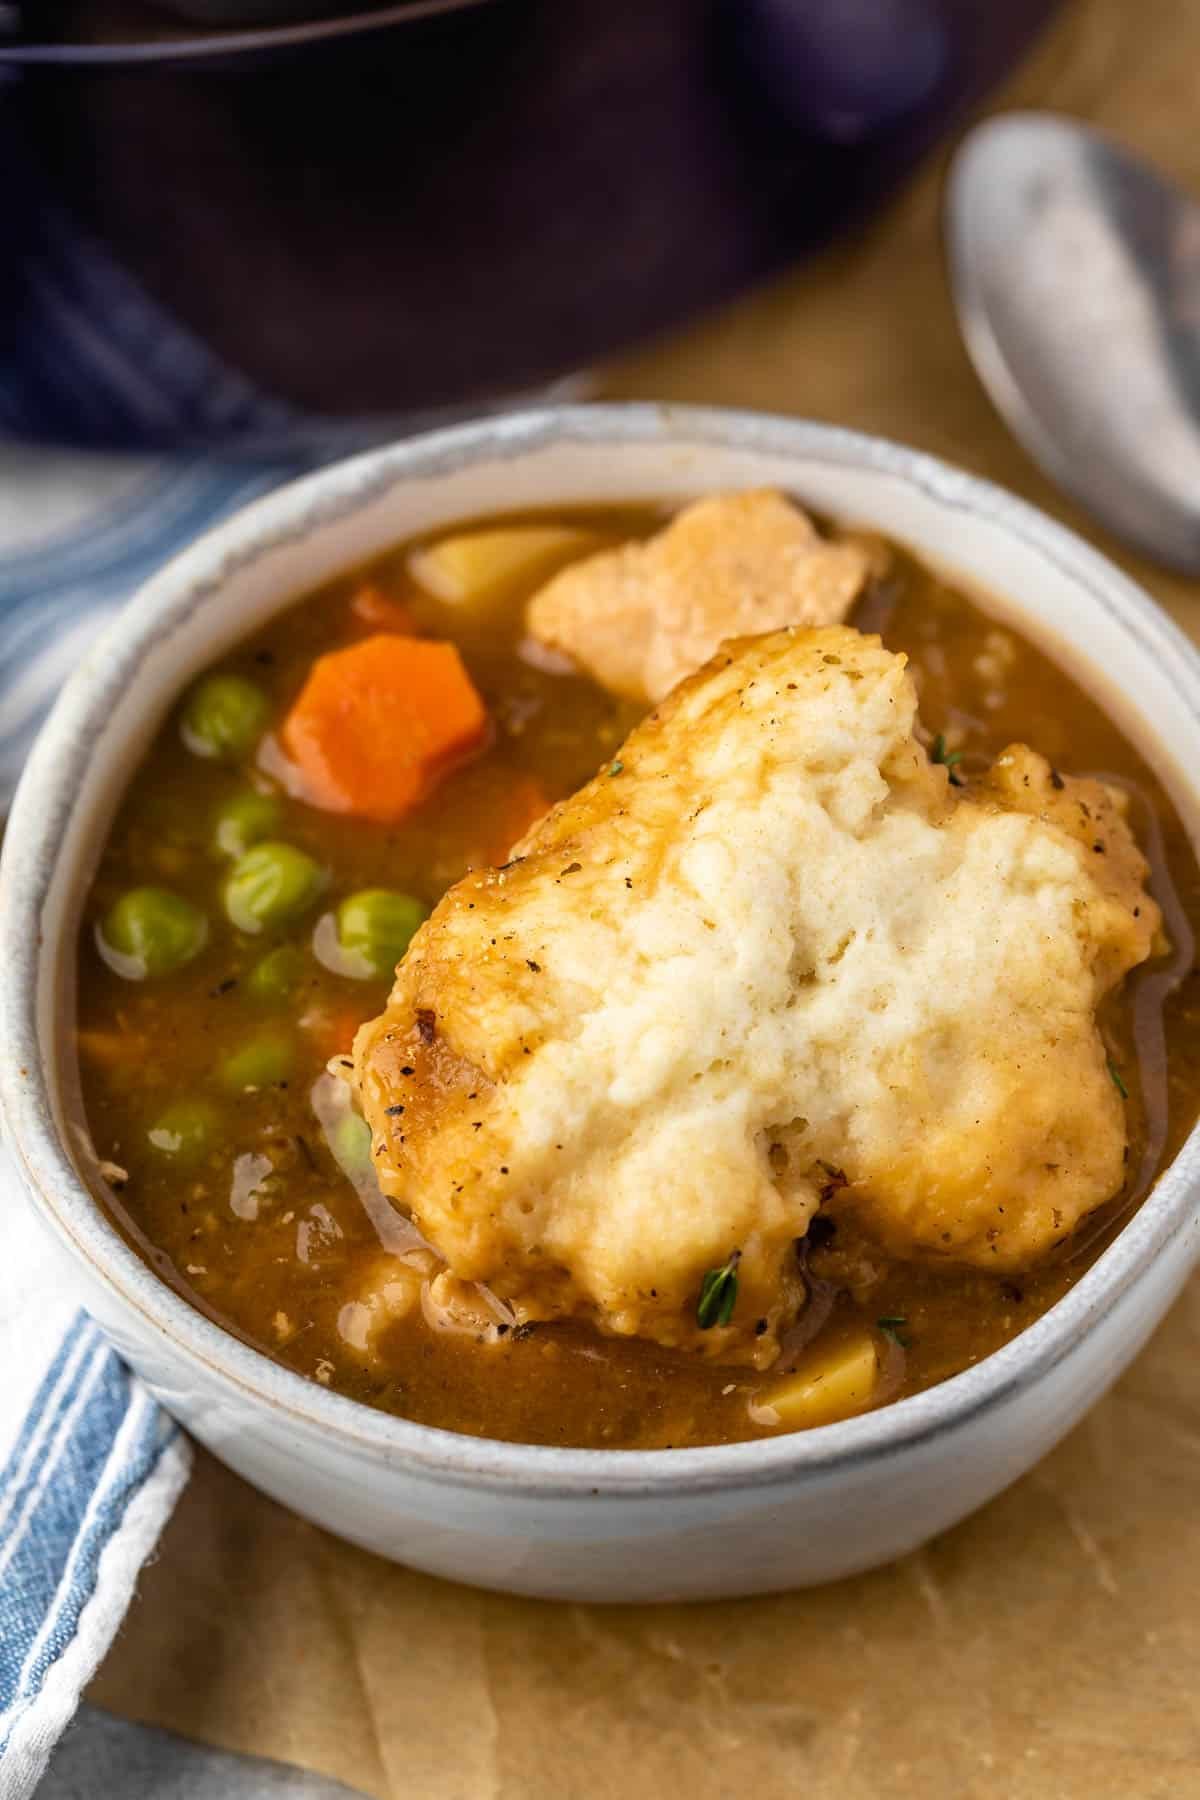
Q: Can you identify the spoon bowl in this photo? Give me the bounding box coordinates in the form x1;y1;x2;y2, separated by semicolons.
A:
947;111;1200;573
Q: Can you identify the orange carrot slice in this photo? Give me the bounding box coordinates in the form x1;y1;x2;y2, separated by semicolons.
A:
349;583;417;636
302;1003;373;1062
281;634;488;823
76;1028;148;1069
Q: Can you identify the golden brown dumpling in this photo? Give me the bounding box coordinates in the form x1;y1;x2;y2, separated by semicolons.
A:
354;626;1159;1366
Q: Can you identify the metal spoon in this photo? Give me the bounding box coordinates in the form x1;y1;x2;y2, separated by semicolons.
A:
946;110;1200;574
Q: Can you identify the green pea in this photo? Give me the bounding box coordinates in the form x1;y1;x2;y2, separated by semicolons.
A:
181;674;270;762
329;1110;373;1182
247;943;307;1003
213;789;282;859
98;886;208;979
224;841;326;935
147;1099;218;1165
337;888;429;979
219;1032;293;1092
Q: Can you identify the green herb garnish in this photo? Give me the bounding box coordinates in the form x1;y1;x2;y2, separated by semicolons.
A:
608;760;624;777
930;734;965;786
697;1250;741;1329
877;1315;910;1347
1107;1056;1129;1100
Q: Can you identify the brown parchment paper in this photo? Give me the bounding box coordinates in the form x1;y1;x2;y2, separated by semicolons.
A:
89;2;1200;1794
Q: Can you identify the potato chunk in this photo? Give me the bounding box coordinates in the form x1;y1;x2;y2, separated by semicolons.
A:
409;525;599;609
751;1335;880;1430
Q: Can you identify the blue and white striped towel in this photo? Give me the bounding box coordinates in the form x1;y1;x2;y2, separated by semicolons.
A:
0;134;565;1785
0;442;317;1800
0;94;331;1793
0;1185;191;1796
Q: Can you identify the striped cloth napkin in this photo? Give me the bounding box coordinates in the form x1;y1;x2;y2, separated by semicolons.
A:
0;86;312;1800
0;443;314;1800
0;1178;191;1795
0;138;559;1787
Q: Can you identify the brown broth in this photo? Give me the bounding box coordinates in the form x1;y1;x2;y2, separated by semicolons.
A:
73;507;1200;1448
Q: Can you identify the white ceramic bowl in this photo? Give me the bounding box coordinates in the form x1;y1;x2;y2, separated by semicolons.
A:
4;405;1200;1604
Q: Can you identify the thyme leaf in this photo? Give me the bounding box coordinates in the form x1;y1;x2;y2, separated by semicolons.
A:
930;733;965;786
1107;1056;1129;1100
697;1250;741;1329
877;1315;910;1347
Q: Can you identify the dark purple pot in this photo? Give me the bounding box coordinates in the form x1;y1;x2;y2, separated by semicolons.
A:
1;0;1058;446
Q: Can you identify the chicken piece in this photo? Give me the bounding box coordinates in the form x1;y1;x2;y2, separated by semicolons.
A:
334;1249;425;1365
335;1247;510;1365
524;490;870;703
354;626;1159;1366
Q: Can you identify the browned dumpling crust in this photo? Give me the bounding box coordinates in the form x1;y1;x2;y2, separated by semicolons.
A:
354;626;1160;1367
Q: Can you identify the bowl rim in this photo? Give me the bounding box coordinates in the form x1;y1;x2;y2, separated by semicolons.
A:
4;400;1200;1501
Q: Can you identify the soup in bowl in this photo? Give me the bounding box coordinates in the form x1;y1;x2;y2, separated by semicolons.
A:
4;407;1200;1600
